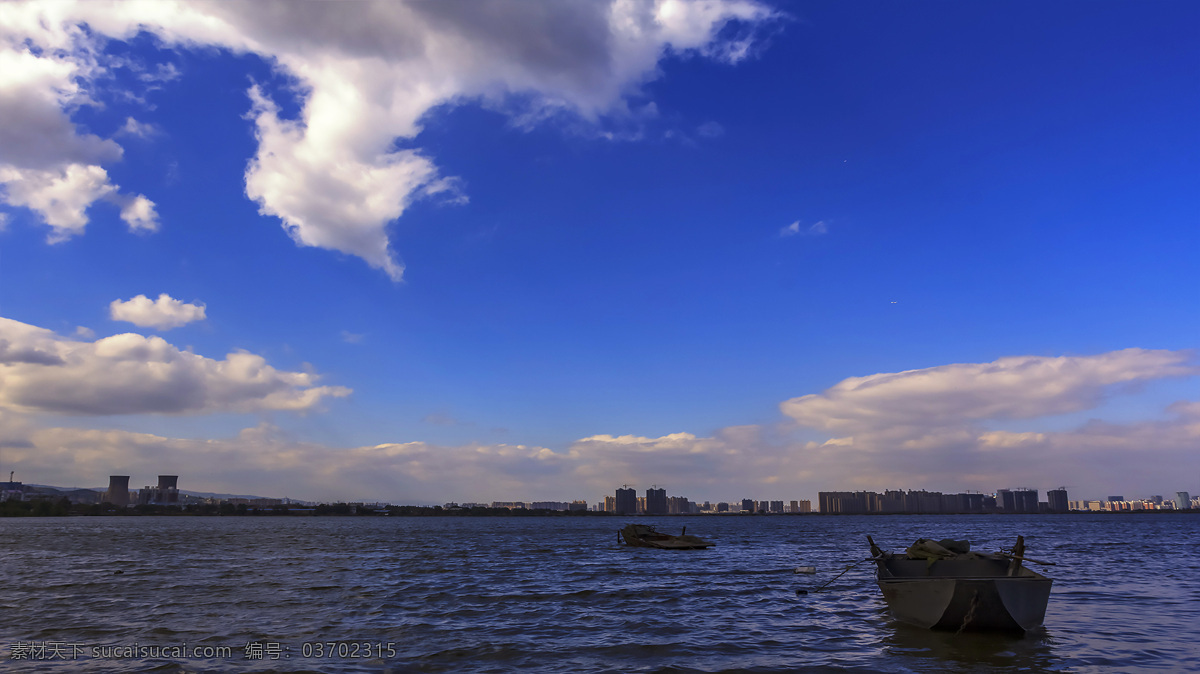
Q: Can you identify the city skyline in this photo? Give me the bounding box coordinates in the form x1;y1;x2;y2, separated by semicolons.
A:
5;472;1197;514
1;1;1197;504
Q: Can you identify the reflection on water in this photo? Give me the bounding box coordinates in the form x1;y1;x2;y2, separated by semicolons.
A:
881;623;1061;672
1;514;1197;672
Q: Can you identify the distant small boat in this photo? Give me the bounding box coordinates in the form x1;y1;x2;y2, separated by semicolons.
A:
620;523;714;549
868;535;1053;633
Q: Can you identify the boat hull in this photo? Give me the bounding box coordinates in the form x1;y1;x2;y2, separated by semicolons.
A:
872;553;1052;633
620;524;713;549
877;575;1052;632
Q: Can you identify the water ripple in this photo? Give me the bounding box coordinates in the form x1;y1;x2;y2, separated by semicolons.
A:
2;514;1198;672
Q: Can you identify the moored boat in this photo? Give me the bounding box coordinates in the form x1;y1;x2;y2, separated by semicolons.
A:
620;523;714;549
868;535;1053;633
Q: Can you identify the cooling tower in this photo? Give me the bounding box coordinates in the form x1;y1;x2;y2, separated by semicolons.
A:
105;476;130;507
158;475;179;503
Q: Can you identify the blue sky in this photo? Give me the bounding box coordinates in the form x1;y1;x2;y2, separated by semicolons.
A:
1;0;1197;504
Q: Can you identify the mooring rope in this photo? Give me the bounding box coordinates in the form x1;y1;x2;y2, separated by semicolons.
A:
811;558;871;593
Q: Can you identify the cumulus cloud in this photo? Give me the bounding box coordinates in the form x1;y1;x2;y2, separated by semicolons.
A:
3;347;1199;502
110;293;207;330
0;337;66;366
764;349;1200;496
0;316;350;415
781;349;1197;433
1;0;778;277
0;419;761;503
0;10;159;239
0;421;568;503
114;194;159;232
9;396;1198;503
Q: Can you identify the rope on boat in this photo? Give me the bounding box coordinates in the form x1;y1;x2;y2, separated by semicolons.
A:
956;589;981;634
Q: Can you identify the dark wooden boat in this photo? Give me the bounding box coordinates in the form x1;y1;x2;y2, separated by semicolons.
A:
620;523;714;549
868;535;1053;632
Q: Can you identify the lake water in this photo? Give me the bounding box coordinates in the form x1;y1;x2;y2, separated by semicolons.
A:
2;514;1198;672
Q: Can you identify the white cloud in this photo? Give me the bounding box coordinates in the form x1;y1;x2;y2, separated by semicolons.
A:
9;400;1195;503
0;11;159;239
1;0;778;278
0;316;350;415
780;219;827;237
110;294;206;330
762;349;1200;496
117;117;160;138
139;62;181;84
114;193;159;233
242;85;442;281
781;349;1196;433
340;330;364;344
2;352;1198;502
0;164;114;242
0;414;571;502
0;45;120;170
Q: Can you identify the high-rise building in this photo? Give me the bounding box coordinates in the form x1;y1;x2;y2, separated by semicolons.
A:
996;489;1015;511
908;490;945;513
1047;489;1068;513
1017;489;1038;513
740;498;755;513
1176;492;1192;510
645;487;667;516
667;496;691;514
818;491;880;513
614;486;637;515
960;493;985;512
